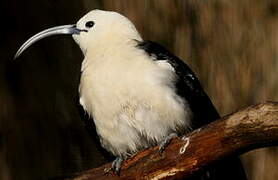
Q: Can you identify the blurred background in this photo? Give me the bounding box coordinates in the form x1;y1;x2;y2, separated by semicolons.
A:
1;0;278;179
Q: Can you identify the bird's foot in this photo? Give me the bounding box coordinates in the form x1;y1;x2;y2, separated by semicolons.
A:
158;133;178;154
104;156;124;175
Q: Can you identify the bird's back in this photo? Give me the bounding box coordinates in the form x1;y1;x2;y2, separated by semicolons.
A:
137;41;247;180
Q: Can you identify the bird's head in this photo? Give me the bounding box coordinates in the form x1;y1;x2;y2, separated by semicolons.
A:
14;10;142;58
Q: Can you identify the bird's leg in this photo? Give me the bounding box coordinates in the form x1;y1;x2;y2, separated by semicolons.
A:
158;133;178;153
104;156;124;175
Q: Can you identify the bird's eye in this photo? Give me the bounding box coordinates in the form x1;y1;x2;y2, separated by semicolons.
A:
85;21;95;28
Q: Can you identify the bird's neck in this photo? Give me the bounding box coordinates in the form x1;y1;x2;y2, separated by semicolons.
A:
81;38;141;72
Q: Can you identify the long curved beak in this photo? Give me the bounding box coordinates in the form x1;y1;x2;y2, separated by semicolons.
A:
14;24;82;59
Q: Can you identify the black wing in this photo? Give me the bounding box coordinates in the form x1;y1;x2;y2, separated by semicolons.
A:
137;41;219;129
137;41;247;180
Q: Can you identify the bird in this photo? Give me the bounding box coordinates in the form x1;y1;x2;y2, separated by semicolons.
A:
14;10;246;179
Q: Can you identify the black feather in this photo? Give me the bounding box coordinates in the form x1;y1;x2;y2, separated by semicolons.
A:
137;41;219;128
137;40;247;180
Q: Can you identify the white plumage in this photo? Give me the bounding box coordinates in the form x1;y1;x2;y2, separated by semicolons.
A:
76;10;192;157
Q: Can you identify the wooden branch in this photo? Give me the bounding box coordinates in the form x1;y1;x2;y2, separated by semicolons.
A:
67;102;278;180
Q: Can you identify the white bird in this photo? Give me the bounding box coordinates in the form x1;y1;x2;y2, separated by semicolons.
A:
14;10;246;179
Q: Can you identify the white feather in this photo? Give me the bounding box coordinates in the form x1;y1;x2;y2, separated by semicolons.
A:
75;10;192;157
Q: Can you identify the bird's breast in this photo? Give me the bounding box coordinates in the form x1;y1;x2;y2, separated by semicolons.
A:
78;48;192;156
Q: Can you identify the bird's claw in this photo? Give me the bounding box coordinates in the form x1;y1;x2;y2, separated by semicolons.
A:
158;133;178;154
104;157;123;175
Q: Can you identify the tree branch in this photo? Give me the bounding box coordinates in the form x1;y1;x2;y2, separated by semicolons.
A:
66;102;278;180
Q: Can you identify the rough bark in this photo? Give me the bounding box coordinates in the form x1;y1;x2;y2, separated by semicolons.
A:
65;102;278;180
